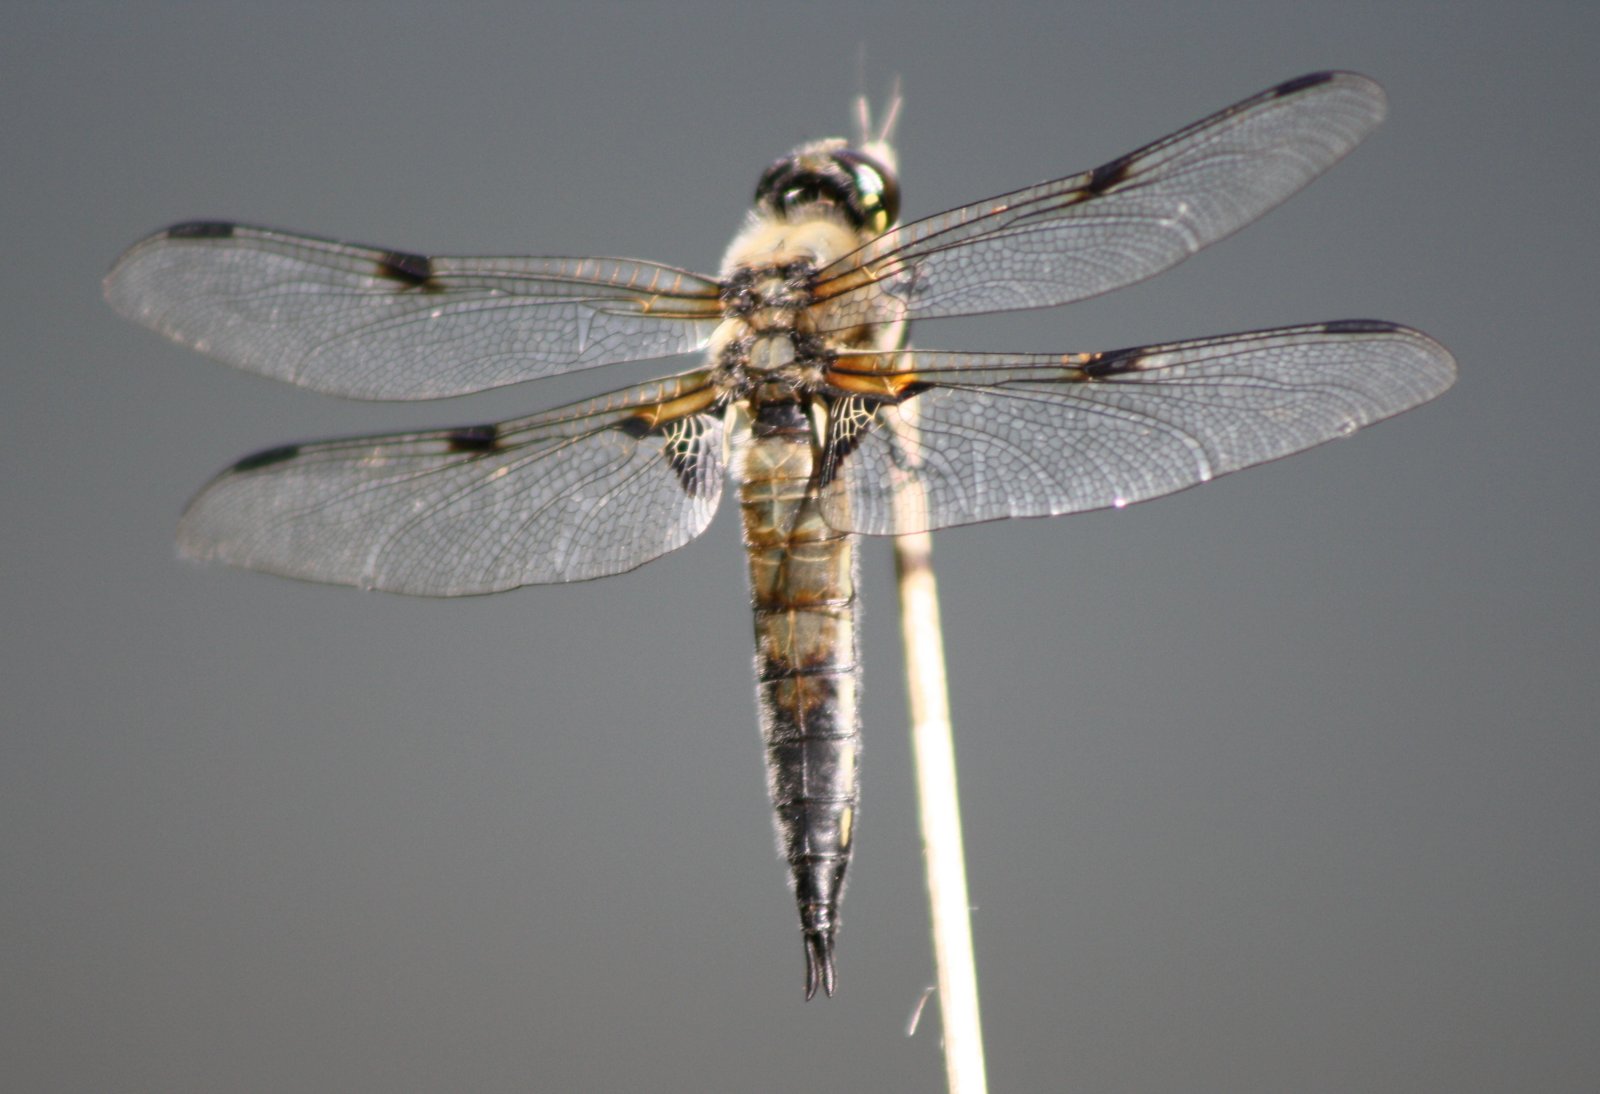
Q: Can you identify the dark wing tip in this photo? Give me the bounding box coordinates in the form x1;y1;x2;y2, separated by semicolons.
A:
229;442;302;472
1275;70;1385;117
803;931;837;1000
1319;317;1404;335
1274;71;1339;96
165;220;238;240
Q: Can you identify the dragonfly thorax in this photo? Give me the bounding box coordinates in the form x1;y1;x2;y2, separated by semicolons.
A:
720;262;816;324
712;326;831;405
713;254;837;388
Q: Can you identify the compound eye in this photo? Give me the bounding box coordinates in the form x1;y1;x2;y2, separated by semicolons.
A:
836;150;900;233
754;159;790;207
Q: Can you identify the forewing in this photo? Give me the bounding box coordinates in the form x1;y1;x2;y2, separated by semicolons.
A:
178;370;727;595
814;72;1387;330
105;222;724;399
819;322;1456;535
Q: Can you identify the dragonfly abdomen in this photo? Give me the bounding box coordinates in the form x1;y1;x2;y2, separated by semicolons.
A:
737;397;861;999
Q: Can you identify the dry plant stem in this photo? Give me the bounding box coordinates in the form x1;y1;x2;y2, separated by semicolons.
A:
895;529;988;1093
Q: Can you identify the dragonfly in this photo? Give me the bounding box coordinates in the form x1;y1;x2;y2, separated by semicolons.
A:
105;71;1455;998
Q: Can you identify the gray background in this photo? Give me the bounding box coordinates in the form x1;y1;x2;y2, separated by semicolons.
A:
6;3;1596;1091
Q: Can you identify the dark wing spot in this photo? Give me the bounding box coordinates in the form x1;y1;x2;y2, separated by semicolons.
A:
445;424;499;453
817;394;880;489
661;415;719;498
231;443;301;472
818;383;935;486
613;416;653;440
167;221;236;240
1086;154;1134;196
375;249;436;289
1083;348;1145;378
614;413;721;497
1274;71;1335;97
1320;318;1403;335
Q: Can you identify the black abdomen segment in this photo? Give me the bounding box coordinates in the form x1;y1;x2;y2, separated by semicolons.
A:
738;398;861;998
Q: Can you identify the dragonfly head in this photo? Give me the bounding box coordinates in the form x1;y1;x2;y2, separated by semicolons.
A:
755;139;900;236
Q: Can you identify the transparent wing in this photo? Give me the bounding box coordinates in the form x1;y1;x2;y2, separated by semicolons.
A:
818;321;1456;535
813;72;1387;331
105;222;725;400
178;370;727;595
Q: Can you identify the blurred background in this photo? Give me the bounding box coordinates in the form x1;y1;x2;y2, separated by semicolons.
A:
5;3;1595;1090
